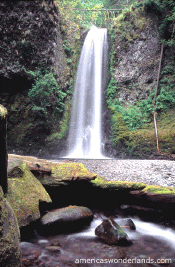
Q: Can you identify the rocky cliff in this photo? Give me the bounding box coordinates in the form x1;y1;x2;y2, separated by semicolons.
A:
113;15;160;106
106;4;175;158
0;0;79;156
0;0;68;83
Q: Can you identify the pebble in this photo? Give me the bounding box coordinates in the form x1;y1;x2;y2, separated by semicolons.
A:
70;159;175;187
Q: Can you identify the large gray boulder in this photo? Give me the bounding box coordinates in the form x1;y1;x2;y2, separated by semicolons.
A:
40;205;93;233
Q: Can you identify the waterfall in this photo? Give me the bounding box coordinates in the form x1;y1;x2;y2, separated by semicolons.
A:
66;26;108;159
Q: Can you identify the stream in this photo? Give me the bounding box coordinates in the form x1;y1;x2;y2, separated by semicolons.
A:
20;214;175;267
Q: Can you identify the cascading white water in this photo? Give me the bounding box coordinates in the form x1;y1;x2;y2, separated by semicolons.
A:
66;26;108;159
70;216;175;250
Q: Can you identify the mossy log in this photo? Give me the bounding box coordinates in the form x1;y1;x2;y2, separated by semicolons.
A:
0;105;8;194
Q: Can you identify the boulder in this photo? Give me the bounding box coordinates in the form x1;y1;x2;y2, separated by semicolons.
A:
40;205;93;233
7;158;52;228
95;218;130;245
8;154;97;186
38;162;97;186
0;186;21;267
117;218;136;230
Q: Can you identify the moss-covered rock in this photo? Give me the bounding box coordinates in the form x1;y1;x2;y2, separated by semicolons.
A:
91;175;175;196
142;184;175;195
91;175;175;214
7;158;52;228
91;176;146;191
49;162;97;185
0;186;21;267
8;154;97;186
7;154;175;218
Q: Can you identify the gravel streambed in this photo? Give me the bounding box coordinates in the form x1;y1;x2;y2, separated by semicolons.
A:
69;159;175;187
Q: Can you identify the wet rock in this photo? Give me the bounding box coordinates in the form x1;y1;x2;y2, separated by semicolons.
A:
40;205;93;234
46;246;61;253
20;242;41;258
46;240;61;253
95;218;130;245
20;242;42;267
118;218;136;230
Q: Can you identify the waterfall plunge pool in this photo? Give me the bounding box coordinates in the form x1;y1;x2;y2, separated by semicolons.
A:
20;213;175;267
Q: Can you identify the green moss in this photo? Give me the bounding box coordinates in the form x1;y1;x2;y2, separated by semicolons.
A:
46;102;71;144
91;176;146;191
142;185;175;195
51;162;97;182
91;176;175;197
7;161;51;227
109;107;175;157
91;175;175;195
112;5;148;49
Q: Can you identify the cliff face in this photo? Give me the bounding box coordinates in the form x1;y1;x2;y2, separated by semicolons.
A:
114;17;160;106
111;11;160;106
0;0;68;84
106;6;175;158
0;0;77;156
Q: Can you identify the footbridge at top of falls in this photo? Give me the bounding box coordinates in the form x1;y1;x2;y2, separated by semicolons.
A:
63;1;131;28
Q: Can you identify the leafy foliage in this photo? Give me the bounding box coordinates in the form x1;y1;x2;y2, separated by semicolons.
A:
144;0;175;47
28;71;67;121
55;0;103;28
107;70;175;130
55;0;133;28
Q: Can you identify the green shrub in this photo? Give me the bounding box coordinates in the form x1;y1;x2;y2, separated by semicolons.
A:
137;91;154;121
144;0;175;46
144;0;162;15
28;71;67;120
106;77;119;106
121;106;143;130
156;88;175;111
110;109;129;147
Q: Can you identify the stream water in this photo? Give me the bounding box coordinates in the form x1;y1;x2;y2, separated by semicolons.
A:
20;214;175;267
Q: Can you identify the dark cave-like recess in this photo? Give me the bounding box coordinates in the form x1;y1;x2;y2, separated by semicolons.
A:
0;75;33;95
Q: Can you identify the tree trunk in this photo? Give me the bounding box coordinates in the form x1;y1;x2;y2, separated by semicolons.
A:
0;105;8;194
153;42;164;153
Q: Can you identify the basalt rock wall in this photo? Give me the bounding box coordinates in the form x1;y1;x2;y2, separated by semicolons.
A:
0;0;69;85
0;0;73;156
